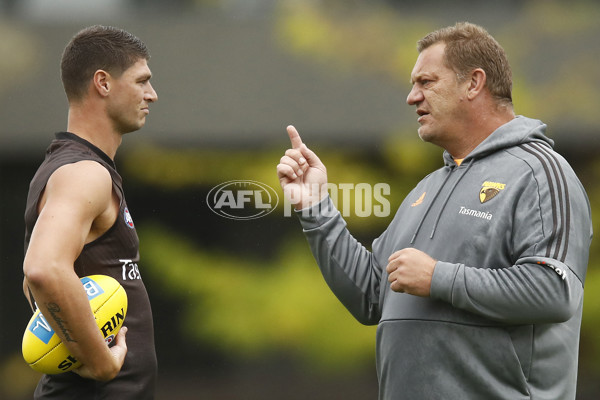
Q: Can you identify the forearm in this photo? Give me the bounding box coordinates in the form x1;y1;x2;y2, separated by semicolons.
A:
298;196;382;325
430;257;582;324
25;262;120;380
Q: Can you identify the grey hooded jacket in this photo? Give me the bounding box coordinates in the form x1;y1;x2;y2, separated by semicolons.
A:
297;116;592;399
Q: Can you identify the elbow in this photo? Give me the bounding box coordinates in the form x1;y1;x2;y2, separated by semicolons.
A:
547;294;580;323
23;263;61;293
23;255;69;292
537;285;581;323
23;249;50;287
544;301;576;323
23;260;48;291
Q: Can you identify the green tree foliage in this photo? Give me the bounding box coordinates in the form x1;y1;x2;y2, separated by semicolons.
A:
273;1;432;84
500;1;600;127
139;223;376;371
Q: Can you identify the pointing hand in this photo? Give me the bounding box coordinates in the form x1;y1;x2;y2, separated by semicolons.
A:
276;125;328;210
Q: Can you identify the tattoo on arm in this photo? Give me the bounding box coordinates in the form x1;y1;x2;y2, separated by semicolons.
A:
46;302;77;343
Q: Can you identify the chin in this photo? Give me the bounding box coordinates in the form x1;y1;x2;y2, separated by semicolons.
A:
123;121;146;135
417;129;432;143
417;124;441;144
121;127;141;135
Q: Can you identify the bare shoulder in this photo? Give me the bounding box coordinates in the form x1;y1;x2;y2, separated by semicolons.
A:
48;160;112;190
27;160;118;267
43;160;113;214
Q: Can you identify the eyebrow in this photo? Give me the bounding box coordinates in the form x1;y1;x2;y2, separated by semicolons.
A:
137;71;152;81
409;73;429;85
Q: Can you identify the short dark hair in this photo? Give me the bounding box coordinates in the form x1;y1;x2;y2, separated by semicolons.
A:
417;22;512;106
60;25;150;102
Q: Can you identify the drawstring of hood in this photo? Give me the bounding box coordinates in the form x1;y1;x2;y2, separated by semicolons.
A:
410;165;454;244
429;159;474;239
409;159;474;244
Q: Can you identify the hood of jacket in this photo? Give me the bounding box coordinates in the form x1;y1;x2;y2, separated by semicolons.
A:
412;116;555;244
442;115;554;167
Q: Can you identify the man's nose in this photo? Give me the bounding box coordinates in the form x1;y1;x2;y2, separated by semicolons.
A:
406;85;422;105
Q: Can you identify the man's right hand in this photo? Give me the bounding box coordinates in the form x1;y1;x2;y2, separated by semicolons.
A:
276;125;328;210
73;326;128;381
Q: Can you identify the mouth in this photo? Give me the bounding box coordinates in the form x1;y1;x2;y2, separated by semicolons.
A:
416;109;429;123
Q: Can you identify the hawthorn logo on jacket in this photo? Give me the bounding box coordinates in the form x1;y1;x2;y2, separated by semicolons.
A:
479;181;506;203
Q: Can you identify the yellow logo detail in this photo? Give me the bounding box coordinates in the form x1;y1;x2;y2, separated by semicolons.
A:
480;181;505;203
411;192;426;207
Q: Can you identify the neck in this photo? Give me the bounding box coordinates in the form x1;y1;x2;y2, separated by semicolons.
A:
66;104;122;160
447;103;515;159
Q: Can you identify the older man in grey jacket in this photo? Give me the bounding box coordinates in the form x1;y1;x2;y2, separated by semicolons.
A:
277;22;592;400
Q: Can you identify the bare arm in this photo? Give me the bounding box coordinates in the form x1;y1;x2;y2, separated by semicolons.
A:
23;160;127;381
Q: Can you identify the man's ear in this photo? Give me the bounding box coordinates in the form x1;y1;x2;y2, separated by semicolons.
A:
466;68;486;100
92;70;111;97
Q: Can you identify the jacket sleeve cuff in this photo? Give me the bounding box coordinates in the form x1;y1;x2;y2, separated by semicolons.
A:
430;261;461;303
296;195;339;230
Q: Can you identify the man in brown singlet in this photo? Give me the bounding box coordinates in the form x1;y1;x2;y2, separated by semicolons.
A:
23;25;158;399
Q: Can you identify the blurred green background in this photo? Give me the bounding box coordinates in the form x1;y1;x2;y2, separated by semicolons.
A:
1;0;600;399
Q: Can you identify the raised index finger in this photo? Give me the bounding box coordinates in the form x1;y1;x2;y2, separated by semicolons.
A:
286;125;303;149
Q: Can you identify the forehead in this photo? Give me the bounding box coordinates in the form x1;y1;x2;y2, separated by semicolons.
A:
121;58;152;79
410;42;451;82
